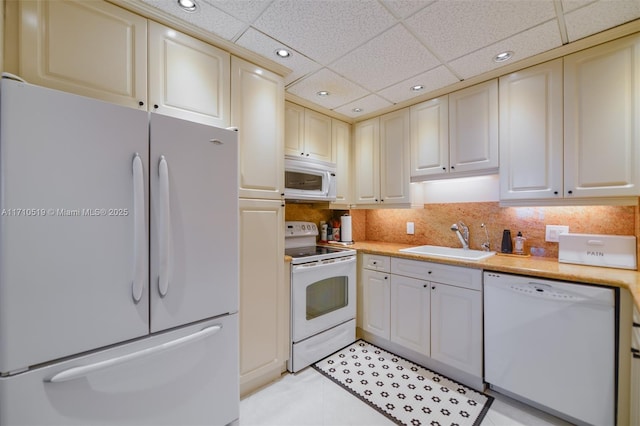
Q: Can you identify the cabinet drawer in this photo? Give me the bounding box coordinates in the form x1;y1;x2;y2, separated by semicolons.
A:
391;257;482;291
362;254;391;272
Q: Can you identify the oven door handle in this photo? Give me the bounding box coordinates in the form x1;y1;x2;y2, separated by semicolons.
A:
292;255;356;272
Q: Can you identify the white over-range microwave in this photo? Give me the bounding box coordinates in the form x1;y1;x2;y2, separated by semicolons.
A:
284;156;337;202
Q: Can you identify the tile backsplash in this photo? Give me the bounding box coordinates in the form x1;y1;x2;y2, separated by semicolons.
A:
285;201;639;260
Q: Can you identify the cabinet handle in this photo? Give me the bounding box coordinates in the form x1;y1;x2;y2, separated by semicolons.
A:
432;286;436;290
451;166;455;170
423;284;427;288
567;190;573;195
375;199;378;202
428;271;432;274
138;101;144;107
380;199;384;202
306;153;309;156
154;104;159;109
553;191;558;195
384;276;388;280
442;167;446;171
372;261;377;265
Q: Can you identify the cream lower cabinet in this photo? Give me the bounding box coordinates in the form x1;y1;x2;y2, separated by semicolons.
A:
231;56;284;200
17;0;147;109
361;268;391;339
564;33;640;198
238;199;285;396
148;21;230;127
360;255;483;378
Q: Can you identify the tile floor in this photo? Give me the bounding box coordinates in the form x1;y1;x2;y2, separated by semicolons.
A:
239;368;572;426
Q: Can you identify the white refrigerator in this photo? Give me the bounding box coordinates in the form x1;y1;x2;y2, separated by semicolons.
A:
0;77;239;425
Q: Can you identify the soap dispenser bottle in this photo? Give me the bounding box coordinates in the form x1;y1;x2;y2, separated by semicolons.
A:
501;229;513;253
514;231;526;255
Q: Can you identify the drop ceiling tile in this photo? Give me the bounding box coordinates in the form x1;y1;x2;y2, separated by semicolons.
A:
382;0;435;19
564;0;640;41
236;28;322;85
286;68;370;110
561;0;598;13
201;0;270;23
448;20;563;80
405;0;557;61
252;0;397;65
140;0;245;40
333;94;394;118
330;24;441;92
377;66;459;104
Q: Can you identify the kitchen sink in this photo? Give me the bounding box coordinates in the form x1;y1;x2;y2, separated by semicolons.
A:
399;245;496;261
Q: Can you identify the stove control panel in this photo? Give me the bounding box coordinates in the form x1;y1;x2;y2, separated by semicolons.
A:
285;221;318;237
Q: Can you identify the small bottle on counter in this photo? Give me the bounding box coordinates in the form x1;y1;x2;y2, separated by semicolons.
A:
514;231;526;255
327;223;333;241
501;229;513;253
320;221;328;242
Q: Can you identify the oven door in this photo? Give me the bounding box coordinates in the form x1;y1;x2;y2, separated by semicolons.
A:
291;255;356;342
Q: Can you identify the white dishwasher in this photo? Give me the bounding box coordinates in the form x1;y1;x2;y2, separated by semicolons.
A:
484;272;616;426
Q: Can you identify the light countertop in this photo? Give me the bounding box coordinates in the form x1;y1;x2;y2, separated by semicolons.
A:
340;241;640;309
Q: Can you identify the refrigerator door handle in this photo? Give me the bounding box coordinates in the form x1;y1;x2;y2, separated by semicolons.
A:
47;324;223;383
132;153;145;303
158;155;170;297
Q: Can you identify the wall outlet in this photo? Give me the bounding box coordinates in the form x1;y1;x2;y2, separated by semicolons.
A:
406;222;415;235
545;225;569;242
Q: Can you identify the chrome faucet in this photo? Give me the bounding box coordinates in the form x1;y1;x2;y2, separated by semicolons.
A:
450;221;469;249
480;223;491;252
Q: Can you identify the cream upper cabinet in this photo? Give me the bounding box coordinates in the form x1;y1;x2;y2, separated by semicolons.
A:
238;198;285;395
284;102;332;162
353;117;381;204
564;34;640;198
330;119;352;206
18;0;147;109
148;22;230;128
410;96;449;179
231;56;284;200
354;110;418;207
379;108;412;205
499;59;564;201
449;79;499;175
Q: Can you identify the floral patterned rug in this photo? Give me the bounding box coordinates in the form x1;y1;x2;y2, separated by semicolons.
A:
313;340;493;426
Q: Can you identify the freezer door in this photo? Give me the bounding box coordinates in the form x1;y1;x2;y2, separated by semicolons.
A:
150;113;238;332
0;80;150;374
0;315;239;425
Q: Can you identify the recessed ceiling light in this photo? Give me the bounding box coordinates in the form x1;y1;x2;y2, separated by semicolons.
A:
410;85;425;92
317;91;330;97
275;49;291;59
352;108;363;113
493;51;514;63
177;0;197;12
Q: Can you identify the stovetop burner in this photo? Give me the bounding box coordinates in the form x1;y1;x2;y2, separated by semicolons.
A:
285;245;348;259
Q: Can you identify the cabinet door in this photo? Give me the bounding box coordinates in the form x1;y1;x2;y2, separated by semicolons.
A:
148;22;230;128
390;275;430;355
361;269;390;339
19;0;147;109
449;79;499;175
499;59;563;201
304;109;332;162
284;101;305;157
430;284;482;377
331;119;352;205
238;199;285;386
231;56;284;200
564;34;640;197
354;118;381;204
410;97;449;178
380;108;411;204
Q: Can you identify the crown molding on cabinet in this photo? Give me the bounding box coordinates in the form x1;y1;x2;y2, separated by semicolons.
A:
285;92;352;124
106;0;292;79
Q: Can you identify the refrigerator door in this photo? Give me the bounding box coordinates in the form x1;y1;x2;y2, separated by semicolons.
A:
150;113;238;332
0;80;150;374
0;315;239;425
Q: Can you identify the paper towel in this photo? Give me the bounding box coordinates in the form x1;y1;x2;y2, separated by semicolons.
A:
340;215;353;243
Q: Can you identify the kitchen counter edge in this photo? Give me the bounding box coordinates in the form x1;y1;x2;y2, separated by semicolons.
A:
347;241;640;309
